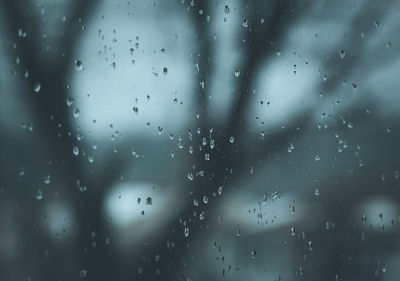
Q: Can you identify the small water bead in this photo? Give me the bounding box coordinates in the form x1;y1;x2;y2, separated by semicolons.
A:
193;198;199;206
146;197;152;205
158;126;163;135
131;147;139;158
288;143;295;153
73;107;80;118
339;50;346;59
72;146;79;156
132;106;139;115
315;155;321;161
79;269;87;278
251;249;256;259
229;136;234;143
66;97;74;107
184;227;190;237
35;189;43;200
187;172;194;181
325;221;336;230
210;139;215;149
88;155;94;164
33;82;41;93
314;189;320;196
203;195;208;204
242;19;248;28
199;211;205;220
204;153;210;161
218;186;223;195
75;60;84;71
43;174;51;184
224;5;230;14
155;254;160;262
351;83;358;92
234;69;240;77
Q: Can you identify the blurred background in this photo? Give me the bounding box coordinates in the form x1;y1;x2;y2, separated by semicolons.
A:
1;0;400;280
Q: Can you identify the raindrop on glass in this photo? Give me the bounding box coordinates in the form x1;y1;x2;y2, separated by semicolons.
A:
33;82;41;93
73;107;80;118
35;189;43;200
72;146;79;156
43;174;51;184
66;96;74;107
184;227;190;237
75;60;84;71
199;211;205;220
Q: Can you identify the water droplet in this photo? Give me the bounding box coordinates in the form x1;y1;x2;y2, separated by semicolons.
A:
276;50;281;56
199;211;205;220
193;198;199;206
131;147;139;158
204;153;210;161
351;83;358;92
105;237;111;245
66;96;74;107
315;155;321;161
72;146;79;156
339;50;346;59
88;155;94;164
224;5;230;14
163;67;168;75
229;136;235;143
75;60;84;71
288;143;295;153
155;254;160;262
132;106;139;115
234;69;240;77
184;227;190;237
210;139;215;149
314;189;320;196
251;249;256;259
43;174;51;184
33;82;41;93
218;186;223;195
203;195;208;204
73;107;80;118
187;172;194;181
158;126;163;135
35;189;43;200
146;197;152;205
242;19;248;28
325;221;336;230
79;269;87;278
